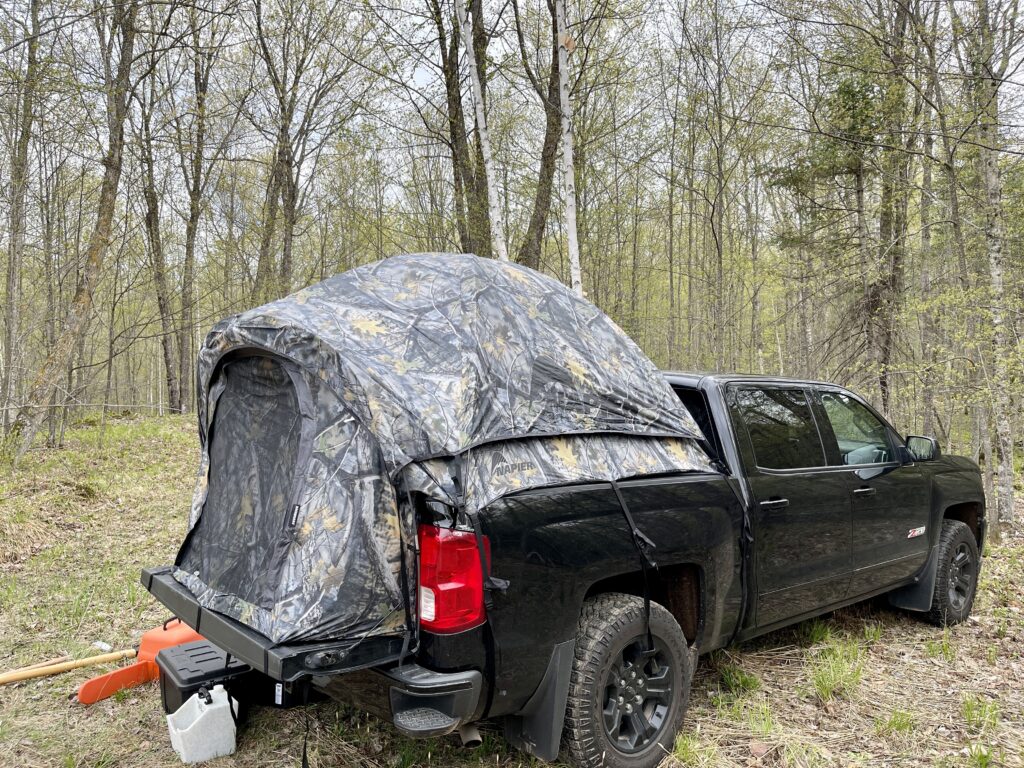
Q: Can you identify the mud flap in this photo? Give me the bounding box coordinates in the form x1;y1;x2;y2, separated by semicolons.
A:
887;545;939;612
503;639;575;762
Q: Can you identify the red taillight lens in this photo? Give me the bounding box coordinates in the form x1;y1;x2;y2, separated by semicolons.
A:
417;524;489;634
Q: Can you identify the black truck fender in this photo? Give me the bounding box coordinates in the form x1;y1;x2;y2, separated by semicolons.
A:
888;458;985;612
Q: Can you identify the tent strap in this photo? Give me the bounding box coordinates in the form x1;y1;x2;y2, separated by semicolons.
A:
610;480;658;649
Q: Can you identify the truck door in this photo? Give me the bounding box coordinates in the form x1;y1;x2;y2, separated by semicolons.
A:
727;385;852;627
811;388;932;596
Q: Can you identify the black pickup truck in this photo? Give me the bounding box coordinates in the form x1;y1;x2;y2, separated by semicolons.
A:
146;370;985;768
143;256;985;768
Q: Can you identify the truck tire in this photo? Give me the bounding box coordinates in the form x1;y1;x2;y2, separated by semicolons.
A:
927;519;980;626
563;593;690;768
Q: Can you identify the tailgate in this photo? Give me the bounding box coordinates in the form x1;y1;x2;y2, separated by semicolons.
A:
142;567;406;682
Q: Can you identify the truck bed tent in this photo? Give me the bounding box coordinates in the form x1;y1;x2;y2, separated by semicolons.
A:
173;253;712;644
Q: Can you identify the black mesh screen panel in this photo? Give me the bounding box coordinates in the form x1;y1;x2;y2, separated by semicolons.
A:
178;356;302;610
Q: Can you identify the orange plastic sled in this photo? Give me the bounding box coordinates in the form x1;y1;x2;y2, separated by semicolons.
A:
77;618;202;705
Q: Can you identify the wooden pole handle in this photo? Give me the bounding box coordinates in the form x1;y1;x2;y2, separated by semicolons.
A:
0;649;137;685
13;655;72;672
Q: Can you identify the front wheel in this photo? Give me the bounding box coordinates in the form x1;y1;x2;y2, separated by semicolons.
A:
927;519;980;626
563;593;691;768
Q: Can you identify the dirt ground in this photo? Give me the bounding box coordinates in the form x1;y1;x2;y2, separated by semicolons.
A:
0;416;1021;768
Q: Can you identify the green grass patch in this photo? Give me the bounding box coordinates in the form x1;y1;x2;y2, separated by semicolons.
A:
746;697;776;737
719;662;761;695
966;743;1000;768
862;622;882;645
673;732;719;767
809;640;863;703
925;629;956;662
962;694;1000;734
796;617;832;646
875;709;915;736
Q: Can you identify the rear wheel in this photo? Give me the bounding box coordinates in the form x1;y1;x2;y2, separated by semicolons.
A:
563;593;690;768
927;519;980;626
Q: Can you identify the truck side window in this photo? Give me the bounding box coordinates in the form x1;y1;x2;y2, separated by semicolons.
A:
820;391;892;465
734;387;825;470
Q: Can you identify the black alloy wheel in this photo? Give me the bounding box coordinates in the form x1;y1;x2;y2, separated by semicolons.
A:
601;635;676;752
564;593;691;768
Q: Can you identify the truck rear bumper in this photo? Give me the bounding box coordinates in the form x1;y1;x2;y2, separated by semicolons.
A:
385;664;483;737
142;566;406;682
311;662;483;738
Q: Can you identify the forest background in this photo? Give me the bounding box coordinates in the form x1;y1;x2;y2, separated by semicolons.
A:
0;0;1021;523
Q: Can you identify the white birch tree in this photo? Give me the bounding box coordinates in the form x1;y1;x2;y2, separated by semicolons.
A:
555;0;582;294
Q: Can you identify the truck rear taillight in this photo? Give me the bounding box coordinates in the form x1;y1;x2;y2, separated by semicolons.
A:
417;524;489;634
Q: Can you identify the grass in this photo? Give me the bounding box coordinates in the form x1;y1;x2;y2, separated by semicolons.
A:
965;743;1000;768
718;662;761;695
924;628;956;662
1;416;1023;767
673;732;718;767
962;694;1000;734
874;709;915;737
745;698;776;737
809;640;863;703
861;622;882;645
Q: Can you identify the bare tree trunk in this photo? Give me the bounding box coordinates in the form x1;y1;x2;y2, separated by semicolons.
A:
555;0;581;294
512;0;560;271
2;0;41;432
41;153;57;446
455;0;508;261
667;121;678;367
177;16;216;413
920;99;937;435
279;153;298;294
1;0;136;464
867;0;911;415
975;0;1015;523
139;72;182;413
253;139;283;304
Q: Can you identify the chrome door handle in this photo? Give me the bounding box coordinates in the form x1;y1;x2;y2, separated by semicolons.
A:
853;487;877;497
760;498;789;509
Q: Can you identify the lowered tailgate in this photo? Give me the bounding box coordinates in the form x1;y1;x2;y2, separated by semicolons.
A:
142;566;407;682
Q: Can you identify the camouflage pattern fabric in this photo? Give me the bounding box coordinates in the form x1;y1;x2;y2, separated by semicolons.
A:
174;253;712;644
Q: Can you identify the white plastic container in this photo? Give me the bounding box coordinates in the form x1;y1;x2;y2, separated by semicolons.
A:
166;684;237;764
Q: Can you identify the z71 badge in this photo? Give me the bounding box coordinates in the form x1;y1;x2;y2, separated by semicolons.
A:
907;526;927;539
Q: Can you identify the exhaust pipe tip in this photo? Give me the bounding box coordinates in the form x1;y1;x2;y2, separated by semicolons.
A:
458;723;482;749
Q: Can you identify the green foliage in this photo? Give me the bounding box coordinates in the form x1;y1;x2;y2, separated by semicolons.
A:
746;697;776;737
965;743;1000;768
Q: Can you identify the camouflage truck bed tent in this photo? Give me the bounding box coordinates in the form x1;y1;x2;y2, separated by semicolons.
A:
174;253;713;644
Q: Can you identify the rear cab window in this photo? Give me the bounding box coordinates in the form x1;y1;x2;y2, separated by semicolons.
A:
728;386;826;471
672;386;723;462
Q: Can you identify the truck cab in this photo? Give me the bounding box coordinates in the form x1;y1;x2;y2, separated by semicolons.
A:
667;372;986;636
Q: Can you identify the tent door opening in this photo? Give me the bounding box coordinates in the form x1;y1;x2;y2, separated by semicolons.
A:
177;353;314;613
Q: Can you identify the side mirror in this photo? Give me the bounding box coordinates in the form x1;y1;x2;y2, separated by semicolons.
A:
906;435;940;462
